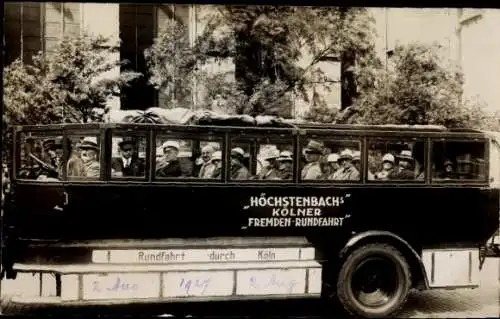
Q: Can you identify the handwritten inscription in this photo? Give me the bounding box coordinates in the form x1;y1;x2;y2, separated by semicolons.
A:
92;276;139;293
179;277;211;295
249;274;298;294
236;269;306;295
245;193;352;228
163;271;234;297
82;273;160;300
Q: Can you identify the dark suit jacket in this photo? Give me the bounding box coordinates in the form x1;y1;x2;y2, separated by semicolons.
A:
112;157;145;177
156;160;182;177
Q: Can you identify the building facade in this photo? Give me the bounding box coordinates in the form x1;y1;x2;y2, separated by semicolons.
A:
372;7;500;114
3;3;342;117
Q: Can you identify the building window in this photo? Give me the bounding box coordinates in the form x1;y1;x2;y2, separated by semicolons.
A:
44;2;81;54
4;2;42;65
119;4;157;110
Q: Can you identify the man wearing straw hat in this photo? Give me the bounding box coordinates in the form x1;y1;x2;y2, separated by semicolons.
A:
277;151;293;180
301;140;323;180
331;149;360;181
79;137;100;178
258;149;280;180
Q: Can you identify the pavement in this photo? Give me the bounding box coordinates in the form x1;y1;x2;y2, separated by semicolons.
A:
0;258;498;317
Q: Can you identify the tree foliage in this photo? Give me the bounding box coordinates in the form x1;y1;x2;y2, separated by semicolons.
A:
335;42;499;129
145;5;380;116
3;32;141;127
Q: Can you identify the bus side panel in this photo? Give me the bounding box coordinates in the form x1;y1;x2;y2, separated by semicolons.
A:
8;185;498;253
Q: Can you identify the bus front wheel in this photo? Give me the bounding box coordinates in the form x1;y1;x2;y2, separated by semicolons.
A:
336;243;412;318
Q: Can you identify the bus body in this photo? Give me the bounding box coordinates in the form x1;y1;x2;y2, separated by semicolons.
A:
2;121;499;317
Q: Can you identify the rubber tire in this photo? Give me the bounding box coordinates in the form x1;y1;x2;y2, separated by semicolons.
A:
336;243;412;318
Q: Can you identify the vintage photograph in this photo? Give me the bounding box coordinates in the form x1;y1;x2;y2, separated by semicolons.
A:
1;3;500;317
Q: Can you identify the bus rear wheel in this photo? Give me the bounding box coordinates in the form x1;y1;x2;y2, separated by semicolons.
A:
336;243;411;318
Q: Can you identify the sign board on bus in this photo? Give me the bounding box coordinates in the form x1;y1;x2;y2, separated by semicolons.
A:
92;247;315;264
243;193;353;229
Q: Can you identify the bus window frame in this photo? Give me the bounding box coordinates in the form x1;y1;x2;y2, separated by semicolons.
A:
152;128;226;183
228;132;296;184
59;128;105;183
298;131;364;185
430;137;489;184
365;136;427;184
108;128;150;182
15;128;65;184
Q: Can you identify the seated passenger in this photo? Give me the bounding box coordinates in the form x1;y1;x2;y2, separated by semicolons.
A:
211;151;223;179
301;140;323;180
156;141;182;178
457;154;474;179
277;151;293;180
353;151;361;173
375;153;395;180
440;159;455;179
112;137;145;177
79;137;100;178
66;138;85;177
331;149;360;181
198;145;216;178
393;150;415;180
326;153;340;179
258;149;280;180
230;147;250;180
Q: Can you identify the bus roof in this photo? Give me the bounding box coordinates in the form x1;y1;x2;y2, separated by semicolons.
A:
15;121;485;134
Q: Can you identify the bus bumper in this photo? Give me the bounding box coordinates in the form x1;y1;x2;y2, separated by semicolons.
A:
9;261;322;306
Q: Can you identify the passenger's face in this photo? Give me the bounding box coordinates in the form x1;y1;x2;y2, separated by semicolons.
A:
305;152;320;163
340;159;351;168
121;145;134;159
163;148;178;162
55;149;63;162
230;156;239;166
329;162;339;171
399;160;410;169
279;161;289;170
81;149;96;163
383;161;393;170
201;150;213;162
445;164;453;173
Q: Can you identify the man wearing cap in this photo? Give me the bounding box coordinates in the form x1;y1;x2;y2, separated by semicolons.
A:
258;149;280;180
112;137;145;177
375;153;396;180
331;149;360;181
277;151;293;180
210;151;223;179
230;147;250;180
439;159;455;180
393;150;415;180
301;140;323;180
79;137;100;178
198;145;216;179
156;140;182;177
